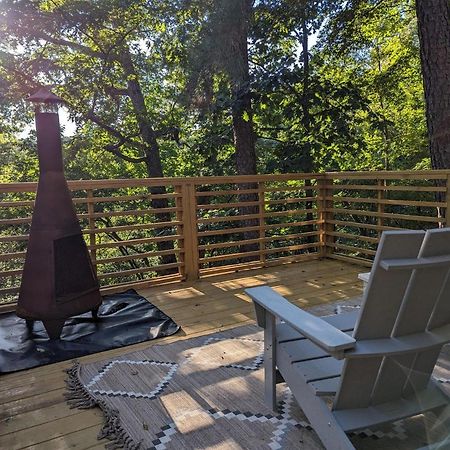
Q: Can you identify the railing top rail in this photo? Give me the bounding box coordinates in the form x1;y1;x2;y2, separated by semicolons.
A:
0;173;323;192
323;170;450;179
1;170;450;193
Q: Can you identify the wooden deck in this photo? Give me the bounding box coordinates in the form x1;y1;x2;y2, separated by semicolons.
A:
0;259;364;450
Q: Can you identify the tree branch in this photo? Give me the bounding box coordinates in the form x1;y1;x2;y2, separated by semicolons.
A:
103;140;147;163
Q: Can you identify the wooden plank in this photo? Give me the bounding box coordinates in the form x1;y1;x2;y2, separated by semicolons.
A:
199;253;320;277
327;231;378;243
97;262;182;279
89;234;182;250
0;409;104;449
265;219;320;230
181;183;199;281
266;196;317;205
198;237;262;251
82;220;182;235
96;248;181;265
0;200;34;208
200;249;262;263
327;207;444;223
0;234;29;243
88;206;180;219
0;217;32;226
332;242;376;256
85;192;179;203
265;208;317;218
0;286;20;295
327;219;401;231
328;253;373;267
197;224;261;237
326;195;446;208
264;242;320;255
325;184;446;192
325;169;450;179
197;213;261;225
195;188;261;197
21;424;108;450
196;200;260;210
0;269;23;278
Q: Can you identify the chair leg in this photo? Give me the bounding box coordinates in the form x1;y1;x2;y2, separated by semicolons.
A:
264;312;277;411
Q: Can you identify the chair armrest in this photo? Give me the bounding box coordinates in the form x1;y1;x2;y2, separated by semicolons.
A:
245;286;356;354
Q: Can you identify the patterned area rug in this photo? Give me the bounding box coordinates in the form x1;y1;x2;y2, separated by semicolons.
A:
66;303;450;449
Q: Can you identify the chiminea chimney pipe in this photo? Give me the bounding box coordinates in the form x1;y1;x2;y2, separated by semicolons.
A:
35;112;65;174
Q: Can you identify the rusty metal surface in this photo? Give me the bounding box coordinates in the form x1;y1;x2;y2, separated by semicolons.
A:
17;97;101;339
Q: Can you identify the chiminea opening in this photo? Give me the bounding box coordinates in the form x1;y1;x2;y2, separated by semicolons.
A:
16;88;102;339
54;234;99;303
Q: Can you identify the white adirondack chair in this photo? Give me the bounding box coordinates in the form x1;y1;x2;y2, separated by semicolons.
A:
246;229;450;450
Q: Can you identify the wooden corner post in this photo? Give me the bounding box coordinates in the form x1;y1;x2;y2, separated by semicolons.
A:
317;175;334;258
177;183;199;281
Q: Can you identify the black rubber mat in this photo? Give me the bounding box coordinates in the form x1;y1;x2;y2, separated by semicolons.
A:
0;289;180;373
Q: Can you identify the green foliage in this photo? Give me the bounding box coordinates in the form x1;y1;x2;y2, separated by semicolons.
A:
0;0;430;180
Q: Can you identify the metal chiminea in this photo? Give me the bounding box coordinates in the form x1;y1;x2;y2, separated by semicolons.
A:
16;88;102;339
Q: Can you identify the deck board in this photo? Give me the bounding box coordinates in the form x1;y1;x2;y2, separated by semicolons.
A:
0;259;364;449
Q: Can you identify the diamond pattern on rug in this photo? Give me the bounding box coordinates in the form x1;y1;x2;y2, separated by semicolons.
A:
86;359;178;399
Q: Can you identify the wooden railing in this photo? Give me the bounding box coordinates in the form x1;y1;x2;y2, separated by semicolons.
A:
1;170;449;307
324;171;449;267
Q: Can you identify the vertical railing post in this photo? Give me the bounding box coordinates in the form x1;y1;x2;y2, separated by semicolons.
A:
86;189;97;274
377;178;385;239
318;175;334;258
179;182;199;281
446;174;450;228
258;181;266;266
174;184;186;280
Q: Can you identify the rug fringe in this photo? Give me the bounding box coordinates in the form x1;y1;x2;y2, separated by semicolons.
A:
65;361;141;450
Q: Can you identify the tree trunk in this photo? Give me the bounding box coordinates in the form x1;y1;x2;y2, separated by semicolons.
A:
230;0;259;262
415;0;450;169
300;17;315;242
120;50;177;272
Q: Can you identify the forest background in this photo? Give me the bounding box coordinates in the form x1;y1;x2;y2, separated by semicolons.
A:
0;0;447;184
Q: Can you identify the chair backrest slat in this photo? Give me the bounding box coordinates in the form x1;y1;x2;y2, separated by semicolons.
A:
393;229;450;337
353;231;425;341
333;230;424;410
